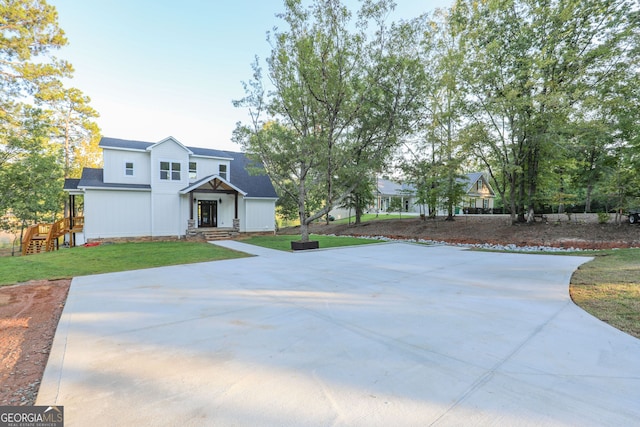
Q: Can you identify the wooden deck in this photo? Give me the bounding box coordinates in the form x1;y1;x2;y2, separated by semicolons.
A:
22;217;84;255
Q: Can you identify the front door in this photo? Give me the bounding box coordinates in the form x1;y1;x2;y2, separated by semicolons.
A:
198;200;217;227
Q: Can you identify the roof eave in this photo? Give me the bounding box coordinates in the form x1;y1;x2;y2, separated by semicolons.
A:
190;153;234;161
78;186;152;192
180;175;248;196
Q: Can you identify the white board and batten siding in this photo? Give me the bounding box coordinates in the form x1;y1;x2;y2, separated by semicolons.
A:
102;149;150;185
242;198;277;232
152;193;184;237
147;139;190;237
84;190;151;239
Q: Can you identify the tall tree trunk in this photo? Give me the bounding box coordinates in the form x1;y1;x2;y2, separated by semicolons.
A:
298;180;309;243
517;173;526;223
354;195;363;225
509;179;518;224
526;145;540;223
585;182;594;213
299;217;310;242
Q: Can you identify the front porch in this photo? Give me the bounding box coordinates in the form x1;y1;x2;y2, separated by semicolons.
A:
181;175;247;236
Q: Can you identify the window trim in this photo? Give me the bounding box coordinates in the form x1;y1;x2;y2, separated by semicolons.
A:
219;164;227;180
189;161;197;180
160;160;182;181
124;161;134;177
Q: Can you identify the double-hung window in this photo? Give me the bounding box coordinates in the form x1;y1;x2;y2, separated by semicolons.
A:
219;164;227;180
189;162;197;180
160;161;181;181
125;162;134;176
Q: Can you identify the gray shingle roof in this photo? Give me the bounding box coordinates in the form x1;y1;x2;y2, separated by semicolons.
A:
100;137;232;159
458;172;484;192
379;173;492;196
225;151;278;198
63;178;80;190
76;168;151;190
377;178;416;196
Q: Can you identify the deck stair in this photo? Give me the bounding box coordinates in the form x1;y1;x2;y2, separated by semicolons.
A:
22;224;51;255
21;216;84;256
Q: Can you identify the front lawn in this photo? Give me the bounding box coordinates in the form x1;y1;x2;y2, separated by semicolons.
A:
240;233;381;251
0;241;248;286
330;213;415;225
570;248;640;339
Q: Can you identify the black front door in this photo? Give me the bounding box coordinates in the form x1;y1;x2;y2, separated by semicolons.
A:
198;200;217;227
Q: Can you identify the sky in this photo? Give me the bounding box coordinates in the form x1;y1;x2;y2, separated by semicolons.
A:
50;0;453;152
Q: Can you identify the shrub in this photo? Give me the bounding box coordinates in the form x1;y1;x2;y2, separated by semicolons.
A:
597;212;610;224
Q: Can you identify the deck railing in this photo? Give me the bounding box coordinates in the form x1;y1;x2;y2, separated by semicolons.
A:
21;216;85;255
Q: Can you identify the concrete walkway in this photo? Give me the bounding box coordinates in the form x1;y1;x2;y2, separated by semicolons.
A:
37;242;640;426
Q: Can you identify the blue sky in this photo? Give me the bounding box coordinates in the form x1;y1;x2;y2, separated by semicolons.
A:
50;0;452;151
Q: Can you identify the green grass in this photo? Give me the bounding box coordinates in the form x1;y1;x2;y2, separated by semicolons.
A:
240;233;381;251
330;213;414;225
570;248;640;339
0;241;248;286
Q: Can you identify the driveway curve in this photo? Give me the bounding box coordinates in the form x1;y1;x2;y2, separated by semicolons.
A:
37;242;640;426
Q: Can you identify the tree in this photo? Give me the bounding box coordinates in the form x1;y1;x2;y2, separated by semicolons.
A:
0;107;63;237
234;0;426;242
400;9;467;220
388;196;403;216
338;175;376;225
0;0;99;231
456;0;639;223
0;0;71;119
37;85;100;178
403;158;439;218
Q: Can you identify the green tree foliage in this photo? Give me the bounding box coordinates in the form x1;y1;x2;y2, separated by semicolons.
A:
457;0;638;223
387;196;403;215
37;85;101;178
0;0;71;120
403;158;438;218
338;174;376;224
234;0;426;241
401;9;467;220
0;0;100;233
0;107;63;232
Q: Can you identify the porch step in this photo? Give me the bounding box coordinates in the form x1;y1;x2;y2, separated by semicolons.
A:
202;228;238;241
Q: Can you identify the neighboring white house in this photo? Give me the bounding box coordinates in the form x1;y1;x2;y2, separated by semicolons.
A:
460;172;496;213
330;173;496;219
64;136;278;241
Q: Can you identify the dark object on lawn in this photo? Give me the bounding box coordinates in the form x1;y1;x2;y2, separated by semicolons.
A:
628;209;640;224
291;240;320;251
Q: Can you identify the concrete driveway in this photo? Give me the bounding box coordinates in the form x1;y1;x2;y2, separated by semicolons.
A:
37;242;640;426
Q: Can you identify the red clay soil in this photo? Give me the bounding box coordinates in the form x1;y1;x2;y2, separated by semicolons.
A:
290;214;640;250
0;280;69;406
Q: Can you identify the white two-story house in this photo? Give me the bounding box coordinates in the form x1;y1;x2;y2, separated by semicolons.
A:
64;136;278;241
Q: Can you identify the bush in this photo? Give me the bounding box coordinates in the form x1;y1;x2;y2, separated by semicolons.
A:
597;212;610;224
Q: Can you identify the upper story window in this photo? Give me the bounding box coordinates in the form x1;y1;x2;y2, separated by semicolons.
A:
477;180;482;191
189;162;197;180
160;161;181;181
219;164;227;180
125;162;134;176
